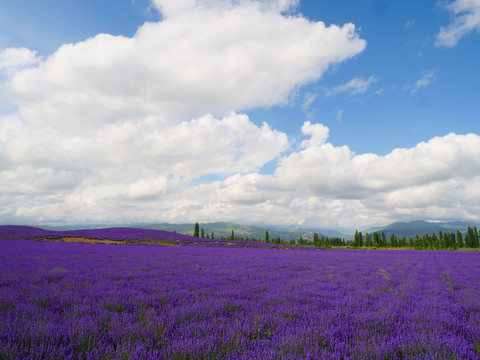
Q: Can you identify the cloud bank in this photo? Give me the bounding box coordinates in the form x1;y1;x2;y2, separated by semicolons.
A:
1;0;479;230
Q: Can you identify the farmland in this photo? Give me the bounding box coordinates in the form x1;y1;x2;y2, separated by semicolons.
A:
1;227;480;359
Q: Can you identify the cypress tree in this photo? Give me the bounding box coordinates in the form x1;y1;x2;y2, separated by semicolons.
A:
193;222;200;238
432;233;439;249
390;234;397;248
201;228;205;238
313;232;319;247
457;230;464;248
474;227;479;248
373;232;380;247
381;232;387;247
466;227;474;248
265;231;270;243
408;237;414;248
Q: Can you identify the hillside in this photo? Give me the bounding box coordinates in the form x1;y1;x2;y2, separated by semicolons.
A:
39;222;335;242
364;220;479;238
135;222;316;241
0;225;300;249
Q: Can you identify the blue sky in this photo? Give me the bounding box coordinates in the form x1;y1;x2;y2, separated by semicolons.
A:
1;0;480;231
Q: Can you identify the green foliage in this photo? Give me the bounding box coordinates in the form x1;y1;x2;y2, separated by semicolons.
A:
193;223;200;238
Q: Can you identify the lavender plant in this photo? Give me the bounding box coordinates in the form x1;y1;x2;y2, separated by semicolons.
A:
1;229;479;359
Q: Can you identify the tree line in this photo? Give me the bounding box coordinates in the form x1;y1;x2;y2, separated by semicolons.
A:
352;227;480;250
192;222;345;247
191;222;480;250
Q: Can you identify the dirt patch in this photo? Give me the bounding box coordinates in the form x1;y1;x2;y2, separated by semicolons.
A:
60;237;122;245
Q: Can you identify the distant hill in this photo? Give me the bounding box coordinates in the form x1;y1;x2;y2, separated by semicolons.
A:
40;221;338;242
134;222;317;241
363;220;479;238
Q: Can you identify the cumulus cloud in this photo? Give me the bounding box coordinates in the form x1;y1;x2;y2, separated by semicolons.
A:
152;0;300;18
3;120;480;229
0;112;288;187
436;0;480;47
0;0;370;227
0;48;41;71
4;0;365;129
275;129;480;196
2;0;479;230
196;128;480;229
300;121;329;148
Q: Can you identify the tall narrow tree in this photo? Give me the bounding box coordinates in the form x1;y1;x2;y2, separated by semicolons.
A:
313;233;319;247
457;230;464;248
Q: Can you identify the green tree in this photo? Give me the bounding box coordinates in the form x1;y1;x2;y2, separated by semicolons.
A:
193;222;199;238
200;227;205;238
381;232;387;247
390;234;397;248
313;232;320;247
373;232;380;247
457;230;464;248
365;232;371;247
466;227;474;248
432;233;439;249
231;230;235;240
354;230;359;247
474;227;479;248
265;231;270;243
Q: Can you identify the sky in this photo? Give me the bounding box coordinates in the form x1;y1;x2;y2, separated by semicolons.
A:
0;0;480;232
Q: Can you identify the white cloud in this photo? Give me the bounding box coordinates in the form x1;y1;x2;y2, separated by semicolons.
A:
0;48;41;71
203;129;480;229
336;109;344;122
3;120;480;229
405;19;415;29
300;121;329;148
152;0;300;18
325;75;377;97
0;112;288;184
436;0;480;47
302;93;316;111
0;0;369;227
410;70;437;94
2;0;479;230
4;1;365;129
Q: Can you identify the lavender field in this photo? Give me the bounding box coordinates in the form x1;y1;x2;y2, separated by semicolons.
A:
1;229;480;359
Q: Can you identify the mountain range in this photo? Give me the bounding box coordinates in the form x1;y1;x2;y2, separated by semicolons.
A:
363;220;478;238
23;220;480;242
38;221;344;241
